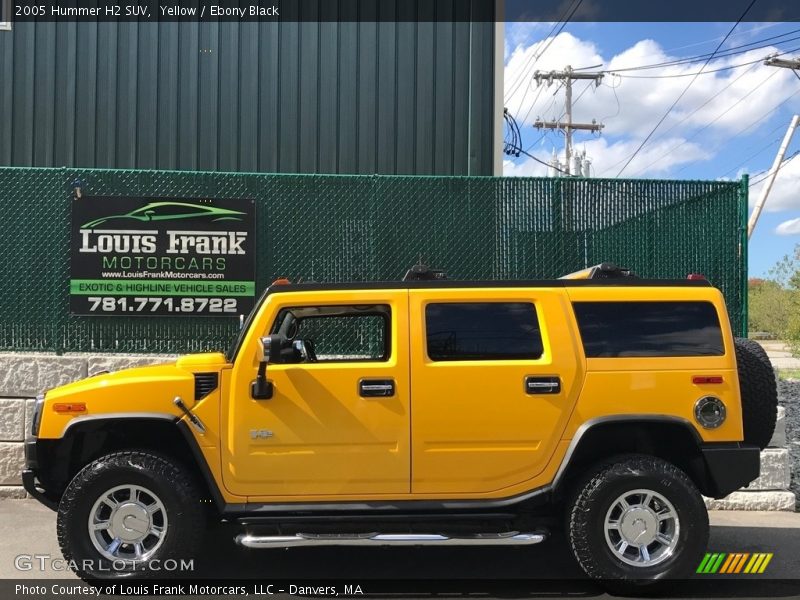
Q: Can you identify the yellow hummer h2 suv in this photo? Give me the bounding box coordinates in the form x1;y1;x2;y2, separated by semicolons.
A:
23;264;777;588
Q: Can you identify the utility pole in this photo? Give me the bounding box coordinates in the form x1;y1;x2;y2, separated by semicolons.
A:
747;115;799;239
747;56;800;238
532;66;605;175
764;56;800;70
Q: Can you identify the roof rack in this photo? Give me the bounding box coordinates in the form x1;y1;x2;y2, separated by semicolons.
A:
559;262;636;280
402;263;448;282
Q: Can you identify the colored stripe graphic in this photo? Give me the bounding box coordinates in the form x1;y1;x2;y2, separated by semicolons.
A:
719;554;736;573
719;554;736;574
697;553;713;574
751;554;766;573
710;553;727;573
744;554;759;573
758;554;773;573
698;552;772;574
734;553;750;573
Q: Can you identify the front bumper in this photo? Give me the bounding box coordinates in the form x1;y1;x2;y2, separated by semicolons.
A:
22;437;59;511
21;469;58;511
701;443;761;498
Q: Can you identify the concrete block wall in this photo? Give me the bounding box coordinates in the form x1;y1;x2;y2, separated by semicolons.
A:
705;406;796;511
0;353;173;500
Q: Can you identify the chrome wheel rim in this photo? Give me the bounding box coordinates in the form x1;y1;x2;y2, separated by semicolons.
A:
603;488;680;567
88;484;168;563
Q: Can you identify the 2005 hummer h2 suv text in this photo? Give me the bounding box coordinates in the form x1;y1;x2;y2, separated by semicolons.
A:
23;264;778;590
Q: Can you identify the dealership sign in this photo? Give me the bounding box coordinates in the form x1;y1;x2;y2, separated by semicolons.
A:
70;197;256;316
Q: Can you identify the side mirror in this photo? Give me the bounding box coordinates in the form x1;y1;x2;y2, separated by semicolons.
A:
257;335;272;364
256;333;285;364
252;334;285;399
144;209;156;221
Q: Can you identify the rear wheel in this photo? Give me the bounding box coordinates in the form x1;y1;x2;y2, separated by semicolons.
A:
567;455;708;593
734;337;778;449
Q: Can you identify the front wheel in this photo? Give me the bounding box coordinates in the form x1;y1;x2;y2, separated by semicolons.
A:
566;455;708;593
57;450;204;580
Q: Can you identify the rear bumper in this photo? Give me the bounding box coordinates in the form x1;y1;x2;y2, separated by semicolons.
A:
701;444;761;498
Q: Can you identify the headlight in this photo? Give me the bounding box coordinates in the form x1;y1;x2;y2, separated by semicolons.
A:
31;394;45;436
694;396;726;429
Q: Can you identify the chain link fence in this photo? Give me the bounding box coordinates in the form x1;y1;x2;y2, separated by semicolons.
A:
0;167;748;354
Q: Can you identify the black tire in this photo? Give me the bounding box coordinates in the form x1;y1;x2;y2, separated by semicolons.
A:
567;455;708;594
734;337;778;450
57;450;204;580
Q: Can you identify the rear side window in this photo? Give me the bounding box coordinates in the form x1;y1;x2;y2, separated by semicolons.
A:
425;302;543;361
573;301;724;357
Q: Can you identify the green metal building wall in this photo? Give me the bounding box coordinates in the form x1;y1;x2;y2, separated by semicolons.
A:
0;2;497;175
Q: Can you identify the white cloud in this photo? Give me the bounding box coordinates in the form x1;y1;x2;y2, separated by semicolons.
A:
504;136;710;178
504;32;800;144
775;217;800;235
749;156;800;212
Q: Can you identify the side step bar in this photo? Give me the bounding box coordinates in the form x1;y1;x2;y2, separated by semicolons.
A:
236;531;546;548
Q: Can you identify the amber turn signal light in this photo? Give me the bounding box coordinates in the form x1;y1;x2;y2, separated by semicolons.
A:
52;403;87;414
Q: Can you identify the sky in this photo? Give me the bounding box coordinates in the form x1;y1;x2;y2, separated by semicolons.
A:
502;21;800;278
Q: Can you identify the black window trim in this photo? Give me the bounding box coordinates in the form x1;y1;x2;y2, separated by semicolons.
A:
271;304;393;364
424;300;545;363
572;300;725;359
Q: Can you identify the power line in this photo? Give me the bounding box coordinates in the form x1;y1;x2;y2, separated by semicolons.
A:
597;62;761;177
614;48;799;79
655;21;794;57
629;68;780;177
749;150;800;187
606;28;800;74
517;83;546;128
669;87;800;177
614;0;758;178
504;0;584;104
517;147;571;175
643;60;761;140
598;74;621;123
717;125;789;179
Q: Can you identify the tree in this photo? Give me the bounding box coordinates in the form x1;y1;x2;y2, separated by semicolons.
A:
757;244;800;356
748;278;791;338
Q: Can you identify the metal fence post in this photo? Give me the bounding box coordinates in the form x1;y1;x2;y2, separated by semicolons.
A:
739;174;749;337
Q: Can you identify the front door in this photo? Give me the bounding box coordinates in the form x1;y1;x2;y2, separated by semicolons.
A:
223;290;410;499
409;288;583;495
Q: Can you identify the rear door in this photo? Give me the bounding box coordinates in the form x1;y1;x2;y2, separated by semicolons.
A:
409;288;584;495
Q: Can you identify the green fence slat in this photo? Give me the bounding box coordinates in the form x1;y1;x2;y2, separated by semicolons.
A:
0;168;747;354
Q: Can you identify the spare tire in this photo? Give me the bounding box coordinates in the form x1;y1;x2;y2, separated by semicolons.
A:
734;337;778;450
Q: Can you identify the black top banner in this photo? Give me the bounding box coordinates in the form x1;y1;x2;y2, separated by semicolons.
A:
70;196;256;317
8;0;800;23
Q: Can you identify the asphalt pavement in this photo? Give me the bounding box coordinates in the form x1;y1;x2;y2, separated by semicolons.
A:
0;500;799;599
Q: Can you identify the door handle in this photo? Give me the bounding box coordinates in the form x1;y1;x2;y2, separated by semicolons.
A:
525;376;561;395
359;379;395;398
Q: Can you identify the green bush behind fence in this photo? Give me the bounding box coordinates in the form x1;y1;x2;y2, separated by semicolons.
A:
0;167;748;354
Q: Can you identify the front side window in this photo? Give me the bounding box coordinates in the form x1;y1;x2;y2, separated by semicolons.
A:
271;304;390;362
573;301;724;357
425;302;543;361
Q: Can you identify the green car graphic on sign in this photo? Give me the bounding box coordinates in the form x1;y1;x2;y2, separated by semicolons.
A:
81;201;246;229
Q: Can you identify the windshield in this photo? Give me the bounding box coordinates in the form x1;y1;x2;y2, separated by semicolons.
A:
226;286;271;362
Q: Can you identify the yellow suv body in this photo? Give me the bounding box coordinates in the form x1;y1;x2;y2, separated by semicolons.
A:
24;270;775;587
